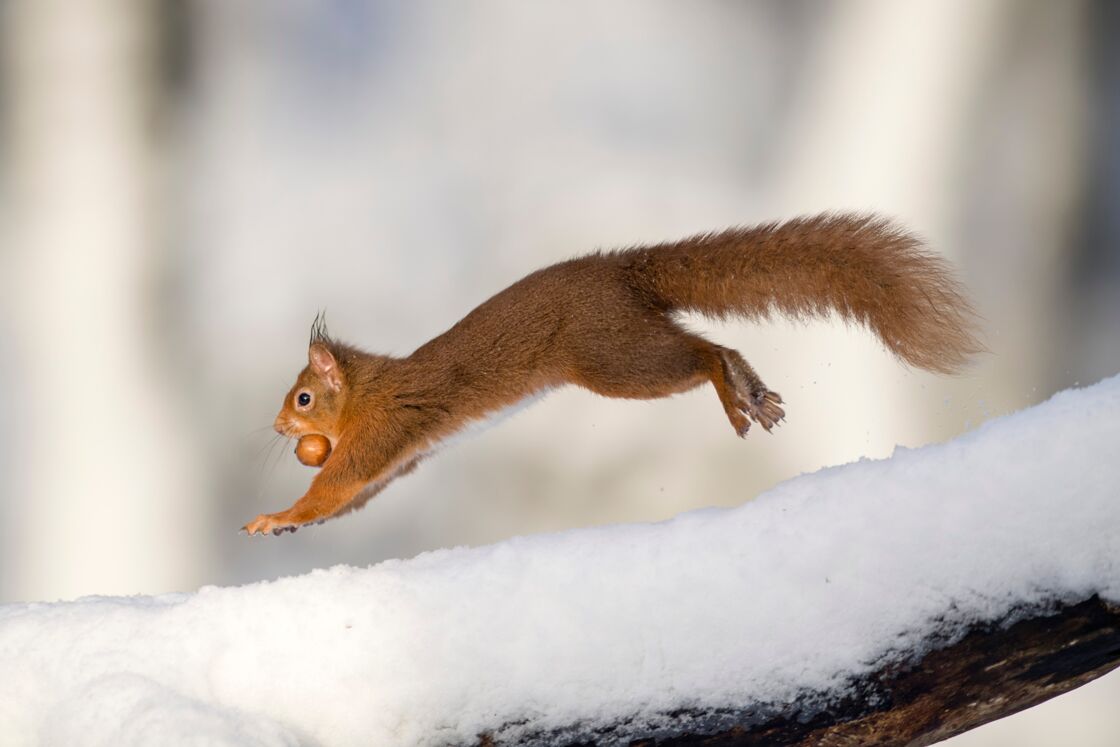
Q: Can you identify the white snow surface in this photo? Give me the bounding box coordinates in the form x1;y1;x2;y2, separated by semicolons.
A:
1;376;1118;746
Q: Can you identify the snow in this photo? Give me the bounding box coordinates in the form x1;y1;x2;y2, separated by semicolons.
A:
2;376;1118;746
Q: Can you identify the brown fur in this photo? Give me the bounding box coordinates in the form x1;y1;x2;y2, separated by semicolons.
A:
243;213;981;535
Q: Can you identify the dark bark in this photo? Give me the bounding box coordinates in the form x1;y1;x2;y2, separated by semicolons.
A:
479;596;1120;746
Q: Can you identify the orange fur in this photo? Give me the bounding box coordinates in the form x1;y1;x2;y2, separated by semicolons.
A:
243;213;980;535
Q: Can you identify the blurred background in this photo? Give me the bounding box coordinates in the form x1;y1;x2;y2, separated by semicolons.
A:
1;0;1117;743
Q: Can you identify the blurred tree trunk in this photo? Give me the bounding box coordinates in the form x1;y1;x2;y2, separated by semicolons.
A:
769;0;1089;458
0;0;206;601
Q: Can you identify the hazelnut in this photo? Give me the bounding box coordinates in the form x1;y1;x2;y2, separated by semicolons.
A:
295;434;331;467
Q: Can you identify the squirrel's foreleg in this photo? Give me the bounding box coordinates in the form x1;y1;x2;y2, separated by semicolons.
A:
243;438;410;535
242;474;368;535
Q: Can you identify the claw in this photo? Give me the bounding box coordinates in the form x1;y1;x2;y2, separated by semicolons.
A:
732;388;786;435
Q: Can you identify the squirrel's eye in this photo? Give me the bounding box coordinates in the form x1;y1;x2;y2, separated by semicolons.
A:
297;392;312;407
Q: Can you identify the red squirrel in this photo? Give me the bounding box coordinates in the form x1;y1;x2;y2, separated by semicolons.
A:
243;213;980;535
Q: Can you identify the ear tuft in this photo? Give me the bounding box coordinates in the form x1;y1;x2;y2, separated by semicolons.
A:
309;311;331;347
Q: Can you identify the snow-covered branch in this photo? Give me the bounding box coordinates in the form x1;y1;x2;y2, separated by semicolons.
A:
1;376;1118;746
562;596;1115;746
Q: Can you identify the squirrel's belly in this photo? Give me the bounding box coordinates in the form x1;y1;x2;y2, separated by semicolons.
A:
429;388;555;454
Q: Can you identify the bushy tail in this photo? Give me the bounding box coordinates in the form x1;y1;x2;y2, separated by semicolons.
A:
624;213;982;373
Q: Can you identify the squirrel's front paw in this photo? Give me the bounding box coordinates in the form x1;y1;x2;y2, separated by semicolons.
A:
242;512;300;536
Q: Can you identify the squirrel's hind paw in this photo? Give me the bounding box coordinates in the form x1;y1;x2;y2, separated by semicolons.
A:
752;390;786;432
730;389;785;436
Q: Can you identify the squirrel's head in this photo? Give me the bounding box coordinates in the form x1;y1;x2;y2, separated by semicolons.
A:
274;342;348;442
275;314;350;442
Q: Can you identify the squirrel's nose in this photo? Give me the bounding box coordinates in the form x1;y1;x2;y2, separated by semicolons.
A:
273;416;287;435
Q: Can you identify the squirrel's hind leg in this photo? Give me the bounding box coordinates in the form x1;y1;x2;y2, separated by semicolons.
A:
567;319;783;436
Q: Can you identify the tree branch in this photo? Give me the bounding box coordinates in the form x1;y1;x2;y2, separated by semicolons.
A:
481;596;1120;746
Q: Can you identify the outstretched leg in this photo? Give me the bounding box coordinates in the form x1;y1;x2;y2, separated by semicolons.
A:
567;317;784;436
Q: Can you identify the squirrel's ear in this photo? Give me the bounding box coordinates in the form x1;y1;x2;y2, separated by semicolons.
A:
309;343;342;392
